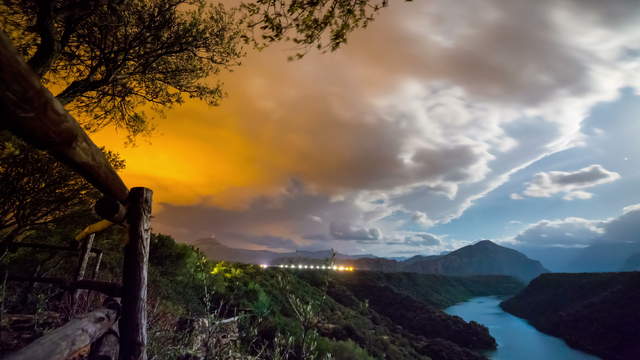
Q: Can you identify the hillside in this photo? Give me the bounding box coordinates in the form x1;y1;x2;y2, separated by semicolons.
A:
401;240;548;282
323;271;524;308
199;264;525;360
500;272;640;360
3;232;523;360
293;271;524;359
198;238;549;282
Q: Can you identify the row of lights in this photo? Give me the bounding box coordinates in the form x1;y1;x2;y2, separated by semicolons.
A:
260;264;355;271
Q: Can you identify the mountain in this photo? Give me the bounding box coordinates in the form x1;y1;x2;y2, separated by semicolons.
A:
402;240;548;282
621;253;640;271
517;242;640;273
191;238;372;264
194;238;547;282
567;242;640;272
501;272;640;360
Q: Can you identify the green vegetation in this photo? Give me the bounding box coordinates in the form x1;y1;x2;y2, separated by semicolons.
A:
2;223;524;359
501;272;640;360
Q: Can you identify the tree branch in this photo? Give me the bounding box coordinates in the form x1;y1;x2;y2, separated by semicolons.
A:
27;0;61;77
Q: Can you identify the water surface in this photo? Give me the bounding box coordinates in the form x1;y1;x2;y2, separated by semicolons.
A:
444;296;600;360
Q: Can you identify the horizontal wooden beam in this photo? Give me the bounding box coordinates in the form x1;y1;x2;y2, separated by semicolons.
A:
3;298;120;360
7;276;122;297
0;31;129;203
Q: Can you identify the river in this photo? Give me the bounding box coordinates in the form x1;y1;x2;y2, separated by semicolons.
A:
444;296;600;360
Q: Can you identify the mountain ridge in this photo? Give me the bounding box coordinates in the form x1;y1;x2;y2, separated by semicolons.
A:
194;238;547;282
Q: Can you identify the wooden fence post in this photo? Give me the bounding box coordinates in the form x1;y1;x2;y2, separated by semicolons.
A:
119;187;152;360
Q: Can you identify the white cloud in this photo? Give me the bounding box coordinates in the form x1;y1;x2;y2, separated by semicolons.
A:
156;0;640;255
411;211;434;227
514;203;640;247
510;193;524;200
308;215;323;223
623;203;640;214
562;190;593;201
329;221;382;242
514;217;605;246
517;164;620;200
386;232;442;247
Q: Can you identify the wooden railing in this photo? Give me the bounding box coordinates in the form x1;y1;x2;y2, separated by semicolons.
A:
0;30;152;360
3;299;121;360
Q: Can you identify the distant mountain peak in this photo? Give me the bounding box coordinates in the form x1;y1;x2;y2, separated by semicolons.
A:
402;239;548;282
474;239;497;246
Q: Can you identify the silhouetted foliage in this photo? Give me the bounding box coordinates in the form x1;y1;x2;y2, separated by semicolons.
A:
0;131;124;244
0;0;409;142
1;0;244;141
240;0;393;58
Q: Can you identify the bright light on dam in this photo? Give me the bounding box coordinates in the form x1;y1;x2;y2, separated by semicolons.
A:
259;264;355;271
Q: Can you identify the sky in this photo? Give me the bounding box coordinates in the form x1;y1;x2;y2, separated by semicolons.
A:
95;0;640;257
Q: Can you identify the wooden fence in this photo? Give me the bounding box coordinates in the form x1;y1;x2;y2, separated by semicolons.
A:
0;30;151;360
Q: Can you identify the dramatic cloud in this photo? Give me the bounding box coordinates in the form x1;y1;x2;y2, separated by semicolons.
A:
513;203;640;247
516;165;620;200
96;0;640;255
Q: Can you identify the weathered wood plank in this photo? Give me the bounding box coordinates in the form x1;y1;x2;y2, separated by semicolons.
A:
89;325;120;360
3;300;120;360
119;187;152;360
7;276;122;297
0;31;128;203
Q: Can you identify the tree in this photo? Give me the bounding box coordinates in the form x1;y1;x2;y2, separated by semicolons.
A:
1;0;244;142
1;0;403;142
0;131;125;244
240;0;390;59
